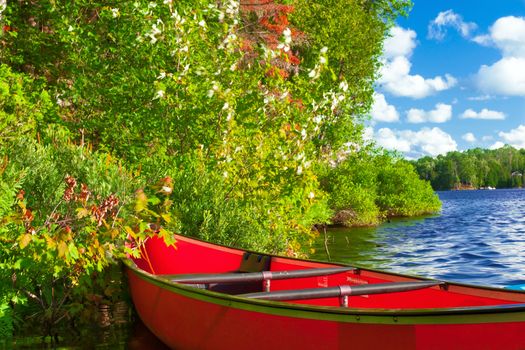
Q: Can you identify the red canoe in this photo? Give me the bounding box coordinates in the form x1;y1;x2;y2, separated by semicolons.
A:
125;234;525;350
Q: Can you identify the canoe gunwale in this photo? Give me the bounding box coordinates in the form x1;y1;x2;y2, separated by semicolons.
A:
123;258;525;321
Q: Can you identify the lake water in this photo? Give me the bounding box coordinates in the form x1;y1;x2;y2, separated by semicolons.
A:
313;188;525;288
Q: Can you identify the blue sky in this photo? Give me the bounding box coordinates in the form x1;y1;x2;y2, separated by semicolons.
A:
368;0;525;159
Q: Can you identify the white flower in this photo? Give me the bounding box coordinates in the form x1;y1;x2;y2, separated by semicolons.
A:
162;186;172;194
277;43;290;52
320;46;328;54
319;56;327;65
163;0;172;4
111;8;120;18
154;90;165;99
198;20;206;28
283;27;292;44
339;81;348;92
223;171;228;178
297;166;303;175
308;69;317;78
157;71;166;80
301;129;307;139
308;192;315;199
152;23;162;35
222;102;229;110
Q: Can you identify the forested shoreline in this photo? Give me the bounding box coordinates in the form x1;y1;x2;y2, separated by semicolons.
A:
0;0;443;341
413;146;525;190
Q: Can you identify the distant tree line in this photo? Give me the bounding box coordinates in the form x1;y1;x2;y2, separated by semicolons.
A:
412;146;525;190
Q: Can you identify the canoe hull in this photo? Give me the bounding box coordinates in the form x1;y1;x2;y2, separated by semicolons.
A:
126;235;525;350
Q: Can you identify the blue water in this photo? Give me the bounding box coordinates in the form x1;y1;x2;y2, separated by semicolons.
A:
314;189;525;287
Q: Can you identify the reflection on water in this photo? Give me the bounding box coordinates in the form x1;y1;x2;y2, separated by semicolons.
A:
313;189;525;287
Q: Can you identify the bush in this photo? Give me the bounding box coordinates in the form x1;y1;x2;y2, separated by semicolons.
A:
376;157;441;217
322;151;441;226
0;135;141;338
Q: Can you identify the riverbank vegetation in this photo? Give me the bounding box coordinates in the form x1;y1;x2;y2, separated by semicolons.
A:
0;0;441;340
413;146;525;190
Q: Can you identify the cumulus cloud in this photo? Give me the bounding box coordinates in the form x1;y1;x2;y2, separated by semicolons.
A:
462;132;477;143
373;127;457;157
370;93;399;122
379;27;457;99
490;141;505;150
383;26;417;59
498;125;525;149
428;10;477;40
406;103;452;123
460;108;505;120
477;57;525;96
475;16;525;96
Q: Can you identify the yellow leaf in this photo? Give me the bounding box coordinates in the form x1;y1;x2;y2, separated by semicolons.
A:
161;213;172;223
76;207;90;219
45;235;56;249
58;241;68;258
19;233;32;249
135;190;148;213
124;226;137;239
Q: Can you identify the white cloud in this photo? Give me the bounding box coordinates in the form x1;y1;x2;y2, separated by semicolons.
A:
375;128;412;152
428;10;477;40
477;57;525;96
379;27;457;99
482;135;494;142
383;26;417;59
373;127;457;157
406;103;452;123
462;132;477;143
498;125;525;149
467;95;492;101
475;16;525;96
460;108;506;120
490;141;505;150
370;93;399;122
490;16;525;57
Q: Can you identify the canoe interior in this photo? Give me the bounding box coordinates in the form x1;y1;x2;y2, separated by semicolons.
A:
131;234;525;310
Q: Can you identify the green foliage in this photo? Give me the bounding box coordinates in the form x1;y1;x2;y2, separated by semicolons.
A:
322;150;440;226
292;0;411;148
0;0;421;339
0;135;142;337
413;146;525;190
375;156;441;217
0;64;55;143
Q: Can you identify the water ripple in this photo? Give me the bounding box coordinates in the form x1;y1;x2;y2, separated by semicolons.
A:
314;189;525;287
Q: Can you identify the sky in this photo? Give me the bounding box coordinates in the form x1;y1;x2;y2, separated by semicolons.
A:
368;0;525;159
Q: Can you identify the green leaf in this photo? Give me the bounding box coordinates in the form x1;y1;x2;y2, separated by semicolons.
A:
68;242;79;260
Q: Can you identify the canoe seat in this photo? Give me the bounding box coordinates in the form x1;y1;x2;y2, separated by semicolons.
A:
238;252;272;273
169;252;272;295
211;252;272;294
